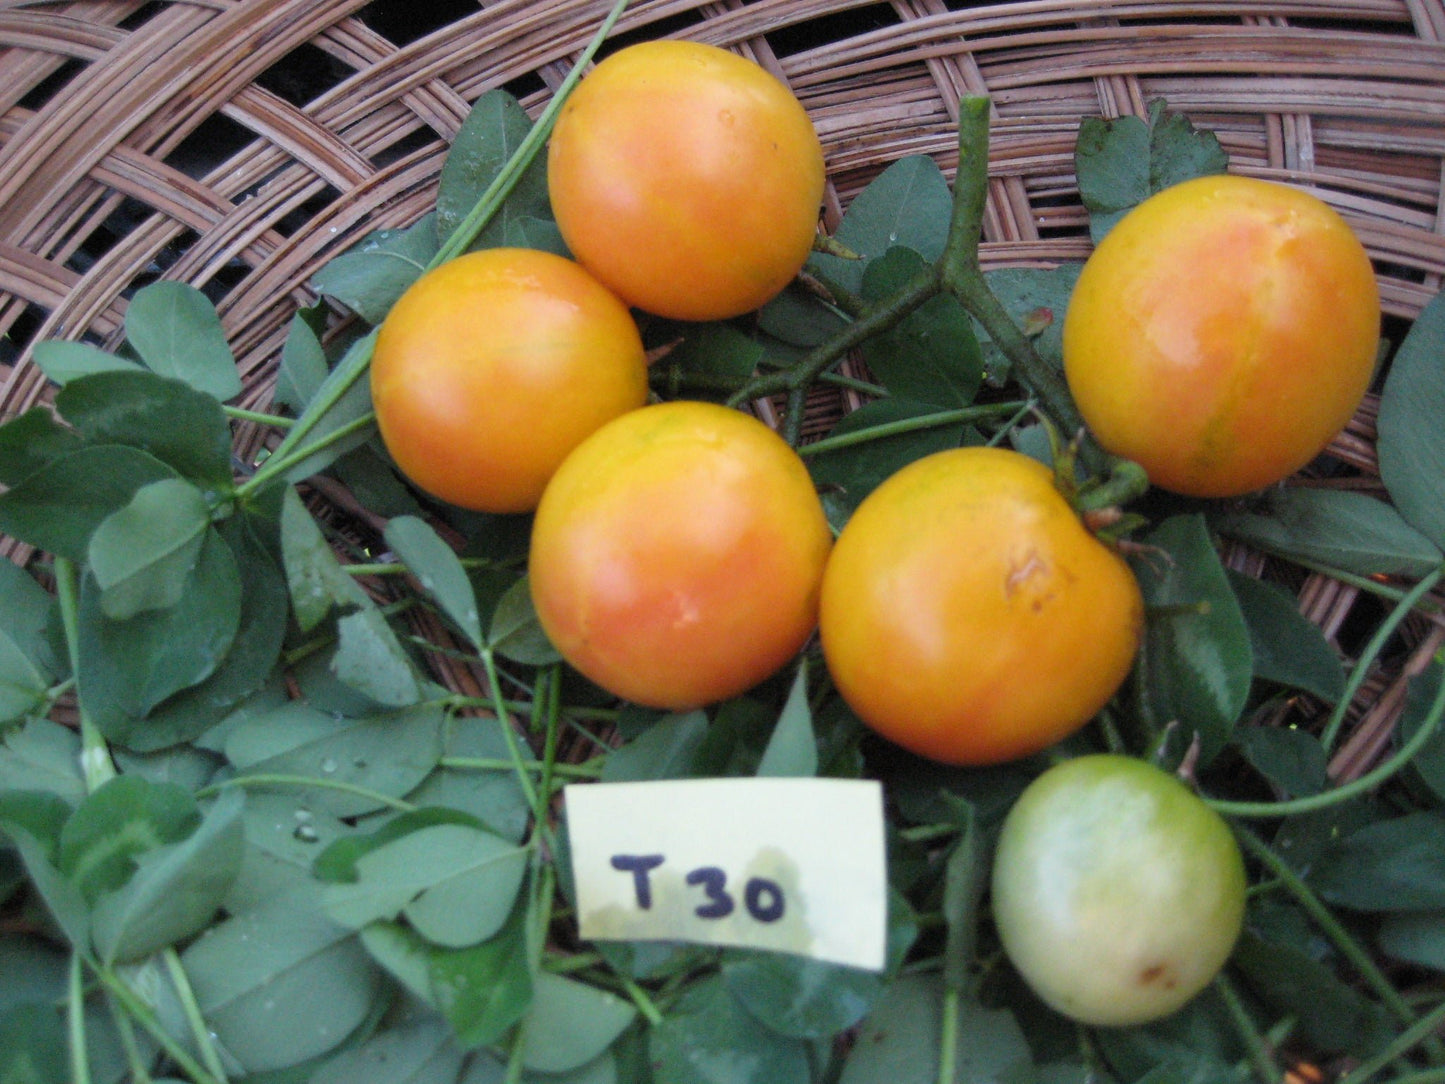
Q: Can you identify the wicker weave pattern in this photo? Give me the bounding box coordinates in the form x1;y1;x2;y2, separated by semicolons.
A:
2;0;1444;779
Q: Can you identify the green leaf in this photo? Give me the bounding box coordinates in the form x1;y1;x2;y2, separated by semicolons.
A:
32;340;144;385
1075;100;1228;241
279;484;370;632
977;265;1082;380
1231;931;1394;1057
386;515;483;651
720;950;881;1039
654;322;764;396
55;775;199;902
1227;571;1345;703
313;215;439;325
331;607;424;707
489;575;562;666
274;310;330;415
1211;487;1442;579
277;331;380;483
0;1002;67;1084
128;506;291;751
181;888;383;1073
77;528;243;743
321;822;528;947
123;280;242;401
1398;664;1445;804
1233;726;1329;798
840;973;1033;1084
0;553;66;682
0;444;176;563
430;892;535;1050
55;369;234;490
405;720;533;843
808;155;952;296
0;790;89;948
0;407;86;488
755;665;817;778
308;1015;464;1084
650;975;809;1084
517;972;637;1073
1131;514;1253;765
90;788;244;964
1378;910;1445;972
0;720;85;808
1379;289;1445;550
1309;811;1445;912
0;937;67;1015
0;630;47;726
859;247;984;408
224;701;445;818
807;399;970;527
437;90;553;253
224;790;357;915
600;711;709;783
87;478;211;619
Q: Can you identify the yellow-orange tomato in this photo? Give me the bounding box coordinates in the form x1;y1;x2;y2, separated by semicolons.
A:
1062;174;1380;498
818;446;1143;766
547;40;825;322
369;247;648;513
529;401;832;710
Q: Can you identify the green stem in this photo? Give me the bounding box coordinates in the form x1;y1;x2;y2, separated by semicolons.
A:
1236;826;1426;1037
1213;971;1282;1084
1321;566;1444;751
240;408;376;496
105;991;154;1084
197;773;416;813
53;557;115;792
1207;655;1445;819
795;401;1026;458
1337;997;1445;1084
222;405;294;429
92;965;223;1084
937;984;960;1084
164;949;230;1084
479;649;548;845
725;267;940;408
433;0;631;267
440;755;601;780
68;953;92;1084
618;973;665;1027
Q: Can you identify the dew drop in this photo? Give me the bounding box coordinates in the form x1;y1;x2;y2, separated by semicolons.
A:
320;757;338;774
293;824;320;843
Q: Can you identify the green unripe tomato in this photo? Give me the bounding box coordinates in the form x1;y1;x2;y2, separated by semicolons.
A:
990;755;1246;1027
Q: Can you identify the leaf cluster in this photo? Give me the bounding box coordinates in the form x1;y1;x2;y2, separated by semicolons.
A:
3;18;1445;1084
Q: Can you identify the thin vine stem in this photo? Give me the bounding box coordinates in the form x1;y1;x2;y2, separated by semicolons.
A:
795;400;1027;458
1320;565;1444;751
1213;971;1283;1084
198;773;417;813
52;557;115;791
1206;653;1445;819
1337;997;1445;1084
68;953;92;1084
1235;825;1427;1040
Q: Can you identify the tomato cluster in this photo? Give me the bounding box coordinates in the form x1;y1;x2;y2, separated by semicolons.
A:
359;38;1389;1032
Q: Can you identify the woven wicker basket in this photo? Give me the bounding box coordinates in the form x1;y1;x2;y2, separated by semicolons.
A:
1;0;1443;816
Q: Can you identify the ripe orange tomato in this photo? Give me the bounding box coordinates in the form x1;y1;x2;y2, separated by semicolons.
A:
1062;174;1380;498
818;446;1143;766
547;40;825;322
991;754;1247;1026
369;247;648;513
529;401;832;710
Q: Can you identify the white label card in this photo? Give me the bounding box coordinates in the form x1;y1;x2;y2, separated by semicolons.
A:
565;777;887;971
